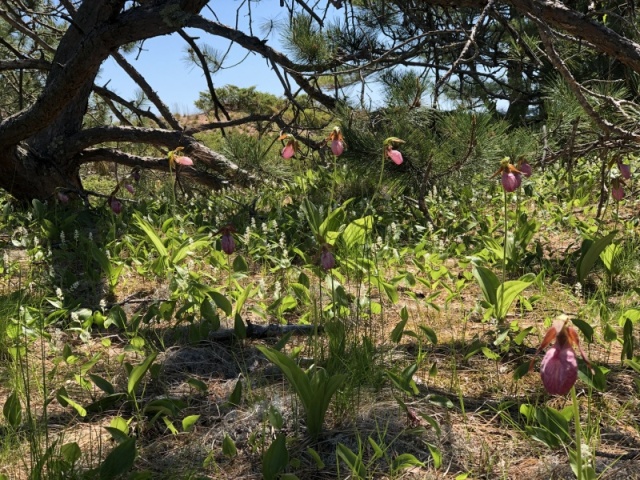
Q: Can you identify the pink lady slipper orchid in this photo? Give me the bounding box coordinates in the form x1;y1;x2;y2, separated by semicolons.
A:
517;159;532;177
57;192;69;204
168;147;193;168
278;133;298;159
174;156;194;167
327;126;346;156
109;197;123;215
492;157;523;192
611;178;625;202
320;244;336;270
529;318;593;396
125;184;135;195
218;225;236;255
383;137;405;165
618;161;631;180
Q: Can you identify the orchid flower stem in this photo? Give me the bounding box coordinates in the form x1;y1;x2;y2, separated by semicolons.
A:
500;187;508;322
328;155;337;211
571;386;583;480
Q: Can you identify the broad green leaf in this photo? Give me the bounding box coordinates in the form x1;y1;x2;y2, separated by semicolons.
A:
392;453;425;473
419;325;438;345
58;394;87;417
227;379;242;406
571;318;594;343
182;414;200;432
100;437;136;480
3;391;22;428
262;434;289;480
209;291;232;316
495;277;533;321
61;442;82;464
577;231;617;283
390;316;408;343
127;352;158;395
233;313;247;339
222;433;237;458
472;265;499;306
232;255;249;273
88;374;115;395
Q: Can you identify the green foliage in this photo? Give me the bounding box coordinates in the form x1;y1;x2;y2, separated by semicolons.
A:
257;346;345;440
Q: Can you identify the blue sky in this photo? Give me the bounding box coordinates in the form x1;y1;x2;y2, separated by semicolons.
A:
98;2;292;115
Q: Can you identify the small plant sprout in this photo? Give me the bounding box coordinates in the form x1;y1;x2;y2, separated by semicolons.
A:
278;133;298;159
219;225;237;255
384;137;405;165
327;126;345;156
529;318;593;396
492;157;523;192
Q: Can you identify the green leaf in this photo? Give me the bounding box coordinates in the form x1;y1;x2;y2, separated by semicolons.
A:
419;325;438;345
571;318;594;343
3;391;22;428
233;313;247;339
368;436;384;460
58;394;87;417
182;414;200;432
342;216;372;250
390;316;408;343
427;395;454;409
577;231;617;283
133;213;168;258
392;453;424;473
336;443;366;479
427;443;442;468
512;361;530;381
306;447;325;469
105;427;130;444
578;364;607;391
209;291;232;316
222;433;237;458
227;379;242;406
100;437;136;480
472;265;499;306
171;235;210;264
88;374;115;395
262;434;289;480
61;442;82;464
495;277;533;321
232;255;249;273
622;319;634;361
127;352;158;395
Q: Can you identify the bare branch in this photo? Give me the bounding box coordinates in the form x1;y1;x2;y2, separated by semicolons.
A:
110;51;182;130
0;58;50;71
